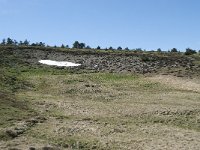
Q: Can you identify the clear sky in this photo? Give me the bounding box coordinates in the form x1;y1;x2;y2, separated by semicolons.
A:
1;0;200;51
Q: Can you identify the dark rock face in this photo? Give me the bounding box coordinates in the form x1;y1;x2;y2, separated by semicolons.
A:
12;48;199;75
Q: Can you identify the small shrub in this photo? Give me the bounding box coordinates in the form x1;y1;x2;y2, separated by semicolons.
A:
185;48;197;55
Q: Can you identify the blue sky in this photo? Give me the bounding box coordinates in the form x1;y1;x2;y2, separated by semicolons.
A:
1;0;200;51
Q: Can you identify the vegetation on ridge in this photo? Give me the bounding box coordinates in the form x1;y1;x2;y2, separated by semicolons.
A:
1;37;200;55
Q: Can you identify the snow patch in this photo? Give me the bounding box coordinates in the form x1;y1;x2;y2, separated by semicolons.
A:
39;60;81;67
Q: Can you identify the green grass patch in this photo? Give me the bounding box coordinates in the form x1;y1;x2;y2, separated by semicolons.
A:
0;91;36;128
88;72;139;82
0;68;31;92
0;66;36;131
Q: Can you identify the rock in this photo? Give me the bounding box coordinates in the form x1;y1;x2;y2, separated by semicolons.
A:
6;130;18;138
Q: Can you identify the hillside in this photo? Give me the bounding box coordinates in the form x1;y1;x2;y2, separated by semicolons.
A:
1;46;200;75
0;46;200;150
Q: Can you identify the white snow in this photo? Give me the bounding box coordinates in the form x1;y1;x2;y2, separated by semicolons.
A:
39;60;81;67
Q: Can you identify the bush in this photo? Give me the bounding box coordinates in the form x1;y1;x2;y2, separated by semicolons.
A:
185;48;197;55
171;48;178;53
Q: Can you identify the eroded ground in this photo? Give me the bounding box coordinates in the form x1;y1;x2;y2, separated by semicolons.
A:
1;70;200;150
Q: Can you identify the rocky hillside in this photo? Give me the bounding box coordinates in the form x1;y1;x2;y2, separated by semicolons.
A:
1;46;200;77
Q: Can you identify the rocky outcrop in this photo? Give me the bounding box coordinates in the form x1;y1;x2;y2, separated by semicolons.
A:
10;47;200;76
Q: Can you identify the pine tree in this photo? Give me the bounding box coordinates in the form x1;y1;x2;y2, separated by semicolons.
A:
97;46;101;49
117;46;122;50
1;39;6;45
6;38;14;45
61;44;65;48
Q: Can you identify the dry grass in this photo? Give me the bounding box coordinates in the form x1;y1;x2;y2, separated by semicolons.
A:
1;71;200;150
148;75;200;93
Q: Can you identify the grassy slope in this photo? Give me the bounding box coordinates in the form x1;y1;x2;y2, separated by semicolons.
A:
3;69;199;149
0;49;37;140
0;46;200;149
